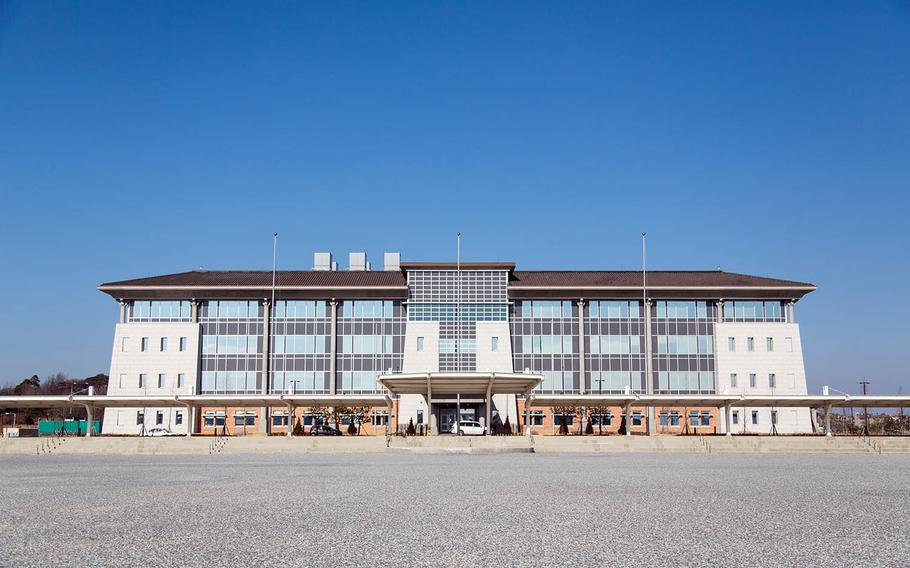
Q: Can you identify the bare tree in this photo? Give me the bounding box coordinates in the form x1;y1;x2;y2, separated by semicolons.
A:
552;405;578;436
588;405;612;435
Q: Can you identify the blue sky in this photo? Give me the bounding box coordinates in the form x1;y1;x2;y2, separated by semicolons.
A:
1;1;908;393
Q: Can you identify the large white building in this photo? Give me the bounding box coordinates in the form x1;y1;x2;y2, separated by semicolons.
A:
97;252;817;436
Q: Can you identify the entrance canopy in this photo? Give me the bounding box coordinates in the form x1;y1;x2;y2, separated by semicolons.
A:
378;372;542;397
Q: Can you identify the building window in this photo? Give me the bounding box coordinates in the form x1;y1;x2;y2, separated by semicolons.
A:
591;413;613;426
179;337;188;352
234;414;255;427
121;337;128;352
786;337;793;352
751;410;759;425
749;373;756;388
417;337;425;352
136;411;144;425
523;410;545;427
155;411;163;425
131;300;193;322
730;373;737;388
588;301;640;319
670;413;680;427
631;412;643;427
723;300;786;322
522;300;574;318
160;337;168;352
732;410;739;425
272;414;289;427
747;337;755;352
728;337;735;352
141;337;149;352
416;410;424;425
771;410;778;425
175;412;183;426
177;373;185;388
158;374;165;389
204;413;226;427
553;413;574;427
491;337;499;352
766;337;774;352
139;373;147;388
654;301;709;319
371;412;389;426
768;374;776;388
658;413;668;427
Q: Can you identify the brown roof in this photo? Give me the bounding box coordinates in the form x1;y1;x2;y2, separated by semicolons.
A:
98;270;407;300
510;270;815;289
399;261;516;271
100;270;406;288
508;270;815;300
98;267;816;301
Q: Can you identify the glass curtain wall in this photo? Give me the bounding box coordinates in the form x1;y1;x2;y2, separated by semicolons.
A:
199;300;263;394
511;300;579;393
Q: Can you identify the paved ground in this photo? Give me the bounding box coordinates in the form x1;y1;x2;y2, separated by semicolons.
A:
1;454;908;567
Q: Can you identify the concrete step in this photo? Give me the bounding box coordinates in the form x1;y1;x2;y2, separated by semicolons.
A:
4;434;910;455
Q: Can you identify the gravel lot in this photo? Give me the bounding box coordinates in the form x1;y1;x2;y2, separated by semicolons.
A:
1;453;908;567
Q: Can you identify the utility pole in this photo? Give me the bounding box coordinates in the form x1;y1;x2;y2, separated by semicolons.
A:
858;379;870;437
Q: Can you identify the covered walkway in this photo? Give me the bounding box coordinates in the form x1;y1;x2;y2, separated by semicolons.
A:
0;392;388;437
3;390;909;437
531;393;910;436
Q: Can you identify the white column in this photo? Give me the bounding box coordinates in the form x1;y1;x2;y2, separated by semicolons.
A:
330;300;338;395
261;299;271;434
644;300;655;434
119;300;126;324
824;404;832;437
577;299;586;394
84;406;94;437
577;299;587;435
525;395;533;438
286;405;295;437
184;405;195;437
427;373;435;436
625;402;633;437
386;397;393;436
485;377;493;435
724;404;733;436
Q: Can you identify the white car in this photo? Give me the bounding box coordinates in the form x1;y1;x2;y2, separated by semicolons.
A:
455;420;485;436
146;426;179;437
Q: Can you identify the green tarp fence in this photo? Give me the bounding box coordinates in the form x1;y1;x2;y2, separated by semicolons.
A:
38;419;100;436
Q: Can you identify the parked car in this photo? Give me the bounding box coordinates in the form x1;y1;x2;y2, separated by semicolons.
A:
455;420;485;436
309;424;342;436
146;426;179;437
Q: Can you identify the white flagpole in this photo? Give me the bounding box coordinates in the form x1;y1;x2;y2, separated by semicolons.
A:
642;232;647;309
269;232;278;433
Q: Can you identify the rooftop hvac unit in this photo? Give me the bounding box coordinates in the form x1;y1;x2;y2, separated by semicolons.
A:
349;252;367;271
314;252;332;271
383;252;401;271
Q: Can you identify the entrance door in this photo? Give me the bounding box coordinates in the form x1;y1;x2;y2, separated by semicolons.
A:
439;407;457;434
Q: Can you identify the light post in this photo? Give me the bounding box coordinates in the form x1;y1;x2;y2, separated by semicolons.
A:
858;379;870;437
